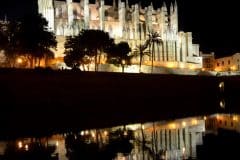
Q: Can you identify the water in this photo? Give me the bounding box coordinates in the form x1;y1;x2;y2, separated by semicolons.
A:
1;114;239;160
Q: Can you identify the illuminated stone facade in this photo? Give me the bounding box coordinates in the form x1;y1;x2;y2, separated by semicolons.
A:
38;0;202;69
215;53;240;72
201;52;215;71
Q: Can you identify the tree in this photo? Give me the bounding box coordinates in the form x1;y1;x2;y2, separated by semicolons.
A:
79;30;114;71
0;14;56;68
18;14;57;68
135;40;150;73
64;36;87;70
65;129;134;160
4;141;56;160
0;22;7;49
0;21;22;67
63;30;113;71
108;42;132;73
148;32;162;73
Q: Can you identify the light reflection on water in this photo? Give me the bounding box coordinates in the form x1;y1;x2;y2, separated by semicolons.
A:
1;114;240;160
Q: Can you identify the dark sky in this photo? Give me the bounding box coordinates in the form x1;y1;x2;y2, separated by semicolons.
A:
0;0;239;58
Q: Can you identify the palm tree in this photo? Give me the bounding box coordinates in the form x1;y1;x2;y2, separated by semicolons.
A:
148;32;162;73
135;39;150;73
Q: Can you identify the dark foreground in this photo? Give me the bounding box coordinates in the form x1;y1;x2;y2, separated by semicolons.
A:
0;69;239;138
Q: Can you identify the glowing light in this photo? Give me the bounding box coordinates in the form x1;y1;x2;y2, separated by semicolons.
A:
25;144;29;151
17;58;23;64
189;65;195;70
104;131;108;136
230;66;236;71
80;131;84;136
182;122;186;127
124;131;128;136
220;100;225;109
204;116;207;121
182;147;186;154
192;119;198;125
141;125;145;130
233;116;238;121
179;63;185;69
85;130;89;135
121;59;126;65
56;141;59;147
167;62;175;68
91;131;95;138
169;123;176;129
18;141;23;149
219;82;224;89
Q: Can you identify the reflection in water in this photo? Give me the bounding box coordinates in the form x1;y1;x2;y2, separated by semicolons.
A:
1;114;240;160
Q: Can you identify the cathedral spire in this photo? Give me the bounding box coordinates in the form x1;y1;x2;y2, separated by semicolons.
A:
113;0;117;9
84;0;90;29
67;0;72;4
99;0;105;30
150;2;153;9
118;0;121;8
174;0;178;12
162;1;167;12
126;0;129;10
163;2;167;8
4;14;7;22
170;2;174;14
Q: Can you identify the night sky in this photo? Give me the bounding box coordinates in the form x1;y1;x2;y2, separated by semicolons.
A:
0;0;239;58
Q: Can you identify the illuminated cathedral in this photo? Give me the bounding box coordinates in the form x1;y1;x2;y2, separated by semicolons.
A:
38;0;202;69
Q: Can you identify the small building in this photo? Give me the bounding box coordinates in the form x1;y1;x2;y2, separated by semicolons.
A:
201;52;215;71
215;53;240;72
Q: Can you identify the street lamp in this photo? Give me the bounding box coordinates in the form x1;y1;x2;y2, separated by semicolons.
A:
17;58;23;64
121;59;126;73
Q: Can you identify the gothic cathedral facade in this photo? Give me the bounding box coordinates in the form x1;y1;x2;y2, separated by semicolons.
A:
38;0;202;69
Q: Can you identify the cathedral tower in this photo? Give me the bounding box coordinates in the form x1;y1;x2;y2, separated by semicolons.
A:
38;0;55;31
84;0;90;29
67;0;74;25
99;0;105;30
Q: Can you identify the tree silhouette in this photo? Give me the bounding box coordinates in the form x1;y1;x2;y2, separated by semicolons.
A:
63;30;113;71
135;40;150;73
0;14;56;68
108;41;132;72
4;141;56;160
18;14;57;68
65;129;134;160
0;21;22;67
148;32;162;73
64;36;87;70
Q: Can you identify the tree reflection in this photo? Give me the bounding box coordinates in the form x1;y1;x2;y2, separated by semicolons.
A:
65;129;134;160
